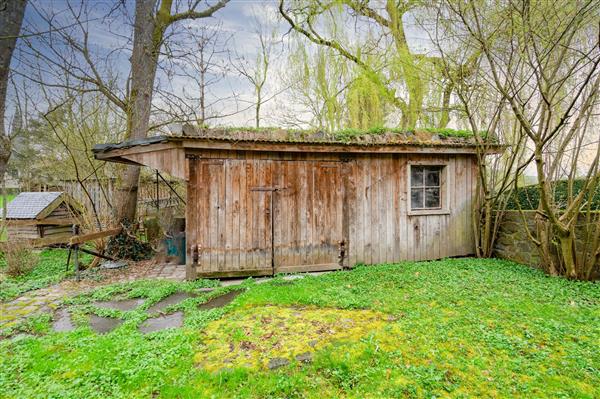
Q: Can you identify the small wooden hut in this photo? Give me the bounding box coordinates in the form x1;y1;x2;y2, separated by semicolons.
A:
93;128;502;279
4;192;82;245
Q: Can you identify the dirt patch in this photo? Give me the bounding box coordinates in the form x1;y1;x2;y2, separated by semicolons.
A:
94;298;145;311
139;311;184;334
89;314;123;334
147;293;195;314
198;290;243;310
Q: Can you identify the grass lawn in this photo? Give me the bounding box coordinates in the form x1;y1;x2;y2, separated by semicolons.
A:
1;258;599;398
0;249;91;302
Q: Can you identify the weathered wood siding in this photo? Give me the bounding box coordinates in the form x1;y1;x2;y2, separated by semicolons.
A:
347;154;476;265
186;150;477;278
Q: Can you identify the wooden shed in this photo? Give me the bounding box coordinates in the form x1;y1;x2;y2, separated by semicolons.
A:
93;128;501;279
4;192;82;245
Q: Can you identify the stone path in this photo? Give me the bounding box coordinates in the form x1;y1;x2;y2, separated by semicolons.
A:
1;264;329;333
0;284;83;330
0;263;186;332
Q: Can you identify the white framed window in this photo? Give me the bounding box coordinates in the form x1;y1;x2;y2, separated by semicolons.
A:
408;163;449;215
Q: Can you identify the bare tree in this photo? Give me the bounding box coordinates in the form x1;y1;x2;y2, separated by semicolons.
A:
18;0;229;227
115;0;230;225
232;15;279;129
157;21;237;127
444;0;600;279
0;0;27;221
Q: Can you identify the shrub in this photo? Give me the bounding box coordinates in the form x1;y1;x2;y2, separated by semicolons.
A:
3;244;40;277
506;179;600;210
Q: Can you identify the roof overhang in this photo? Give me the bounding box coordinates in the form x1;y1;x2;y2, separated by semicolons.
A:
93;135;505;180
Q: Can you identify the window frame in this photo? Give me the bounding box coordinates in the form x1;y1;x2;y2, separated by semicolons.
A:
407;161;450;216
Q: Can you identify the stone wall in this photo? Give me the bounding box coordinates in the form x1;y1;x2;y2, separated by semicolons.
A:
494;211;600;276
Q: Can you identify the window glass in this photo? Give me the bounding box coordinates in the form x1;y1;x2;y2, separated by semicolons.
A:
425;187;440;208
411;188;424;209
411;165;443;210
411;167;424;187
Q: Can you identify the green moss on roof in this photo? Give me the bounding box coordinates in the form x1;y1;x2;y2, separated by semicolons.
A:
173;125;492;146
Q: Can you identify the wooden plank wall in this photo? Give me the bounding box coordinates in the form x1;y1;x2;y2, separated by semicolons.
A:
347;153;476;265
186;150;477;278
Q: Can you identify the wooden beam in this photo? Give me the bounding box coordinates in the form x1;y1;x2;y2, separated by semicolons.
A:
69;228;122;246
7;218;79;226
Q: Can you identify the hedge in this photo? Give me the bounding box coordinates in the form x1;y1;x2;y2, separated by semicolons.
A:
505;179;600;210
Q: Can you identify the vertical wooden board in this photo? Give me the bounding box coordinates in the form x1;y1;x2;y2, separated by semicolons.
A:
384;155;394;263
363;156;372;264
468;156;477;254
280;160;290;267
346;160;357;266
264;159;274;270
398;155;408;261
313;163;324;264
198;162;207;270
306;160;315;265
207;164;217;272
289;160;301;267
455;155;466;255
232;160;241;270
238;159;247;271
224;160;233;270
185;159;196;276
333;164;342;264
446;158;456;258
217;161;227;272
342;160;353;267
372;157;381;264
298;159;309;266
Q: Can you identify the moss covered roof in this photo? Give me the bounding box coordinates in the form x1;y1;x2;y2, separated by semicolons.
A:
176;125;482;146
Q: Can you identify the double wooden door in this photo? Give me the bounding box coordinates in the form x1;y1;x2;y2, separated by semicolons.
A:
188;157;345;277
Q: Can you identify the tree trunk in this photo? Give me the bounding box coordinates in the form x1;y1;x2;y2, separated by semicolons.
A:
114;0;161;225
0;0;27;221
558;231;577;279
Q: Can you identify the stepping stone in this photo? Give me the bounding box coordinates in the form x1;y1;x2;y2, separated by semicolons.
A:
282;275;305;281
267;357;290;370
139;311;184;334
147;292;195;314
89;315;123;334
94;298;145;311
100;260;128;269
295;352;312;363
198;290;243;310
52;309;75;332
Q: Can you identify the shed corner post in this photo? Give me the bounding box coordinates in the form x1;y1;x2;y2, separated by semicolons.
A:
185;153;199;281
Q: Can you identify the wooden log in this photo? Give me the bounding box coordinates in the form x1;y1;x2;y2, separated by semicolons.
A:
68;228;122;246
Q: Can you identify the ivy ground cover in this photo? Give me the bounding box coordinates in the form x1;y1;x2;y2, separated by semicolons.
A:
1;258;599;398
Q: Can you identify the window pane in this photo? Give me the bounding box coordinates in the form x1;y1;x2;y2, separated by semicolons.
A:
411;188;424;209
411;166;424;187
425;188;441;208
426;169;440;186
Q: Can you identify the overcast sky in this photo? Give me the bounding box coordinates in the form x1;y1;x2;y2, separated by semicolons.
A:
10;0;435;130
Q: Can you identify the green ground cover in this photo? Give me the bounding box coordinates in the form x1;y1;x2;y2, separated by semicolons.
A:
1;258;599;398
0;249;90;301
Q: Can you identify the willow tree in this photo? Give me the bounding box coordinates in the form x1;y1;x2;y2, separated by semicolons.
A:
279;0;450;129
346;68;389;129
281;41;349;131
